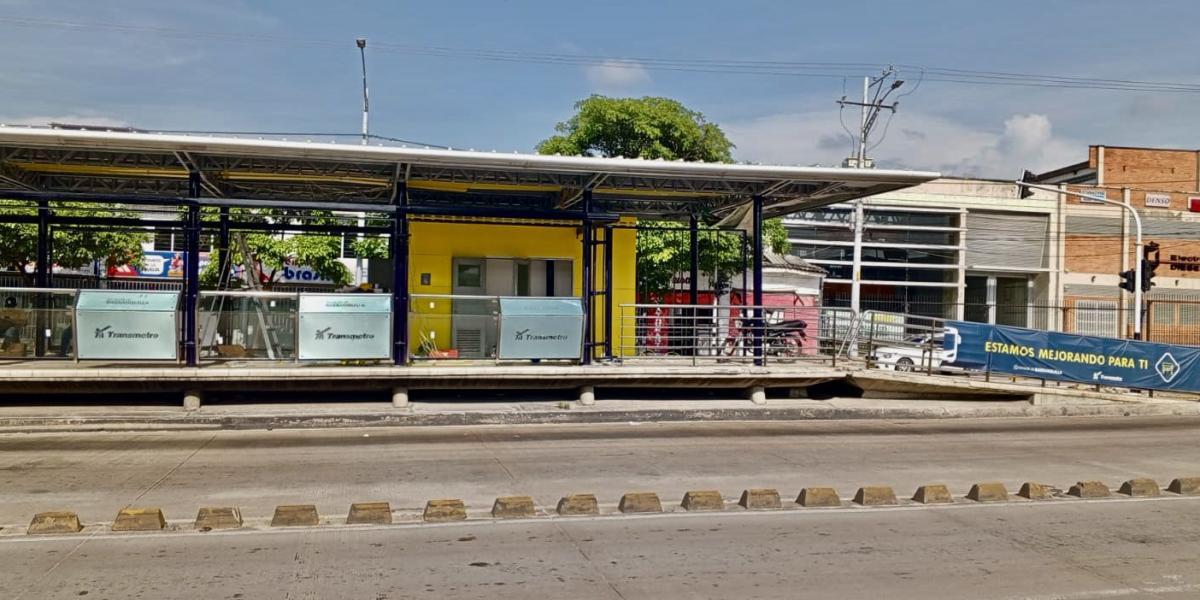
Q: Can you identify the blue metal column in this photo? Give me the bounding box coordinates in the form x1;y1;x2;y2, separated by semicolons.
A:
752;195;765;365
688;214;699;357
603;224;614;359
391;180;409;365
740;231;748;304
183;174;201;366
34;199;50;357
581;189;593;365
217;206;231;286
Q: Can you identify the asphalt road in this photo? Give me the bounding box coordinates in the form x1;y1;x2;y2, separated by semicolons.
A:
6;499;1200;599
5;416;1200;598
2;416;1200;527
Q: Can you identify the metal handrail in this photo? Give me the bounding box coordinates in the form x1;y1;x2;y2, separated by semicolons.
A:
199;290;300;299
0;286;80;295
617;302;837;366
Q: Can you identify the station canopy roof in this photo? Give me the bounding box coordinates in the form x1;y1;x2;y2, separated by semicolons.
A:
0;126;939;221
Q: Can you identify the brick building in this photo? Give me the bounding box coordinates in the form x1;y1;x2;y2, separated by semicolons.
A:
1032;145;1200;343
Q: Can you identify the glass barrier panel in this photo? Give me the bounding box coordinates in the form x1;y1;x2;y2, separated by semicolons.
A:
409;295;500;360
0;288;78;359
198;292;298;360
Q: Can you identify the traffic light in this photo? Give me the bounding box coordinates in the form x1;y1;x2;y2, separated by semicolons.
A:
1141;241;1161;293
1018;170;1036;199
1119;269;1136;293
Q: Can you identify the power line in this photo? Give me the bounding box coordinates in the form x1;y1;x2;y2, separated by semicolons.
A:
4;16;1200;94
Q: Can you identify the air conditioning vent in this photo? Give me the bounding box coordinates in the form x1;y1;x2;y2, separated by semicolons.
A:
455;327;483;356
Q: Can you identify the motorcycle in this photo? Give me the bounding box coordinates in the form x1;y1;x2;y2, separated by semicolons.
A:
723;317;808;358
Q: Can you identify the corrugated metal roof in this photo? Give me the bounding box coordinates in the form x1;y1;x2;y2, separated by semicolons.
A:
0;126;940;219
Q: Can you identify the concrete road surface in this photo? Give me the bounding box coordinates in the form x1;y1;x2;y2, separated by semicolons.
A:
2;416;1200;527
5;499;1200;599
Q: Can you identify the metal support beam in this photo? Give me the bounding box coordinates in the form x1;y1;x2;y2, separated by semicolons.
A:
752;195;765;365
559;173;609;209
604;224;614;360
391;180;409;365
34;200;50;356
34;200;50;288
218;207;231;288
740;230;748;305
0;190;624;223
688;213;700;357
581;189;594;365
182;173;202;366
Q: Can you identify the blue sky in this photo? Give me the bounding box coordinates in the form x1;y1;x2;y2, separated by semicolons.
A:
3;0;1200;178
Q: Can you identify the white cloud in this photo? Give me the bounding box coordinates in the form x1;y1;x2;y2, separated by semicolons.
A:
584;60;651;90
723;110;1081;178
0;115;131;128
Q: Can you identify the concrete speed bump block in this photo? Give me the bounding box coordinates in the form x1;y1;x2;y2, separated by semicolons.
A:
347;502;393;525
796;487;842;508
1118;479;1160;497
681;490;725;512
28;511;83;535
853;486;898;506
556;494;599;516
1018;482;1053;500
112;507;166;531
1168;477;1200;495
195;507;243;530
491;496;536;519
912;485;953;504
424;499;467;522
738;488;782;510
1069;481;1111;499
618;492;662;514
271;505;319;527
967;482;1009;503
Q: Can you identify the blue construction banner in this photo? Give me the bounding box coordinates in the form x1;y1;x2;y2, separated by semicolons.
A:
943;320;1200;393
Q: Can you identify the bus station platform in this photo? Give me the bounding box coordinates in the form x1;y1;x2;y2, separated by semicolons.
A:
0;359;1172;409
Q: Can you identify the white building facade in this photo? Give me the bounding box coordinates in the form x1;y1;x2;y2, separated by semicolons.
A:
784;178;1063;329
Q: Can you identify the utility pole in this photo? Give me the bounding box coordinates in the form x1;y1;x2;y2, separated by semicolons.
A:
858;76;869;165
837;68;904;315
356;38;369;145
355;38;370;285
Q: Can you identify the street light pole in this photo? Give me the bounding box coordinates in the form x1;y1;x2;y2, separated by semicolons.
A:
1017;181;1142;339
356;38;369;146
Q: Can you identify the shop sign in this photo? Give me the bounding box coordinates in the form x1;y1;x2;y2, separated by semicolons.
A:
280;263;334;283
108;251;211;279
74;290;179;360
944;320;1200;393
1168;254;1200;273
296;294;391;360
1145;193;1171;208
1079;190;1107;204
497;298;584;360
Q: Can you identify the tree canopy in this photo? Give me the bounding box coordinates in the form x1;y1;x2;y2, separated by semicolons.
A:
0;201;147;281
199;208;387;289
537;95;788;295
537;95;734;162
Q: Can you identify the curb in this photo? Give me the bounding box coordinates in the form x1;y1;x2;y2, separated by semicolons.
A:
2;401;1199;433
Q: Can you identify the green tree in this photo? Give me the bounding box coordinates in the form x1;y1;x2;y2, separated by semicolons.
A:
537;95;734;162
634;220;789;295
199;208;388;289
0;201;147;282
537;95;788;295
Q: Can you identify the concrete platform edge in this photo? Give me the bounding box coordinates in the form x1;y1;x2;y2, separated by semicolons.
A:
1;400;1197;433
